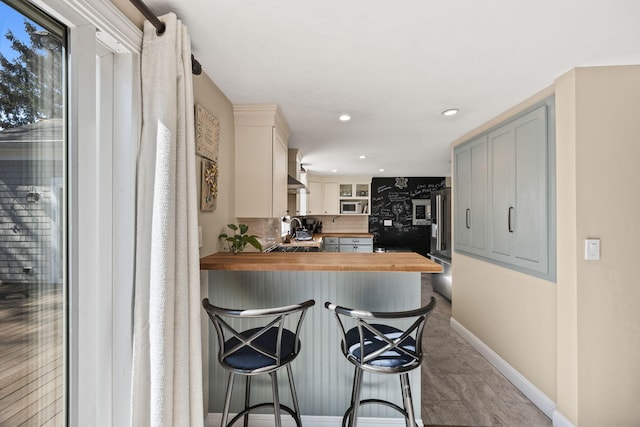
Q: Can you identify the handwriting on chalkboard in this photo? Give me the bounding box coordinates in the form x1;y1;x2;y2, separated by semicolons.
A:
388;192;409;203
369;177;446;255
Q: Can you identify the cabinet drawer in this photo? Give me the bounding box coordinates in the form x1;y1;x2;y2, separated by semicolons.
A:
323;244;340;252
339;237;373;245
340;244;372;253
323;237;339;245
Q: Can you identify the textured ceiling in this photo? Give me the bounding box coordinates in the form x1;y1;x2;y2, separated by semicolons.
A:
143;0;640;177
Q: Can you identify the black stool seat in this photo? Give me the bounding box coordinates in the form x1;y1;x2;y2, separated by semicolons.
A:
325;297;436;427
203;298;315;427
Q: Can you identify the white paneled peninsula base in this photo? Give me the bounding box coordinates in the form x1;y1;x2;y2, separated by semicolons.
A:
201;252;441;425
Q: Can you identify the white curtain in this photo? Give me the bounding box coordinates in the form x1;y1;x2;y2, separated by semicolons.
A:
131;13;204;427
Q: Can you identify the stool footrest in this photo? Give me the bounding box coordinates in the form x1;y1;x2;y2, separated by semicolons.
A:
227;402;302;427
342;399;418;427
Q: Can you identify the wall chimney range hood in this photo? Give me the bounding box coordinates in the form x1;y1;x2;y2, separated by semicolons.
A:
288;174;306;193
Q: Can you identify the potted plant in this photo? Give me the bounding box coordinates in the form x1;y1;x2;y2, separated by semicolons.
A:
219;223;262;253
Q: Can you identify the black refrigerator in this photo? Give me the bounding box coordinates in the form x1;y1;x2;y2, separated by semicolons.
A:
429;188;452;301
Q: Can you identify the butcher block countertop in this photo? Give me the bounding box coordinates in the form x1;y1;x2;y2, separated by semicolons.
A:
200;251;442;272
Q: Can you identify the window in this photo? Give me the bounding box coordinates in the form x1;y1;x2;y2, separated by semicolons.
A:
2;0;140;425
0;0;67;424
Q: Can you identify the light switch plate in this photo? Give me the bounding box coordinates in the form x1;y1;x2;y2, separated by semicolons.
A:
585;238;600;260
384;219;392;227
198;226;203;248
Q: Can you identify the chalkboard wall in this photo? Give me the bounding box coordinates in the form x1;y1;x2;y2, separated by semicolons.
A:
368;177;446;256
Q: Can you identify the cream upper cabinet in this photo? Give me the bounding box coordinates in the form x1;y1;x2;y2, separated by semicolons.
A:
323;182;339;215
306;180;338;215
272;128;288;217
287;148;308;216
307;180;322;215
306;176;370;216
234;105;290;218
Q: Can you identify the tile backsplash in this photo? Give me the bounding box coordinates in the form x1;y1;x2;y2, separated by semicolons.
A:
236;218;283;250
238;215;369;250
314;215;368;233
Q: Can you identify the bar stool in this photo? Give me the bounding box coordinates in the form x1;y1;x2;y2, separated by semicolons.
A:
202;298;315;427
325;297;436;427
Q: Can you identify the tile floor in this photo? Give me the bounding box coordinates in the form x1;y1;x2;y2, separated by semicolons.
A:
421;274;551;427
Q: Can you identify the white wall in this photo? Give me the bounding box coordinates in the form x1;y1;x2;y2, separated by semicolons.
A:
556;65;640;426
193;74;237;257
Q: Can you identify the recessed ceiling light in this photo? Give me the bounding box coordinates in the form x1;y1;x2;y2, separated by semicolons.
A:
442;108;459;117
339;114;351;122
332;169;338;173
379;169;385;172
359;155;366;159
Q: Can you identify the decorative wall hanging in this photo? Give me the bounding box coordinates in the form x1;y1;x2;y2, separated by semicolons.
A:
201;159;218;211
412;199;431;225
195;104;219;161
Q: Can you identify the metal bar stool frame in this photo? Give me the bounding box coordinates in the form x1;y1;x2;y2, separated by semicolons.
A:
203;298;315;427
325;297;436;427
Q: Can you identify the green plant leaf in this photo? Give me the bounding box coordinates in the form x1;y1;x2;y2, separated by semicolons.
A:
244;235;263;251
218;223;262;252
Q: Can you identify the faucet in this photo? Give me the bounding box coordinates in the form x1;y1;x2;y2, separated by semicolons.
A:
290;217;303;233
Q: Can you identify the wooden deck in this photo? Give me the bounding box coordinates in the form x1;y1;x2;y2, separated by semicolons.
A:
0;286;64;426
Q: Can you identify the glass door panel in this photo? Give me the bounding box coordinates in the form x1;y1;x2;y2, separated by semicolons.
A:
0;1;66;425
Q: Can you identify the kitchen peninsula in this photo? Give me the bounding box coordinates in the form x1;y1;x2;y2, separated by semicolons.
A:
200;251;441;423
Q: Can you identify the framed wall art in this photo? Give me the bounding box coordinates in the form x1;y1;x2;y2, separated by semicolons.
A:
201;159;219;211
195;104;219;161
412;199;431;225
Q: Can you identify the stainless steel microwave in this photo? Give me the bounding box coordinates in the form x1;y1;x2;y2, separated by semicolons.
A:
340;201;362;214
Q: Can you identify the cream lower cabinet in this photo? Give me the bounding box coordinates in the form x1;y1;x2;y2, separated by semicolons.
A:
234;105;290;218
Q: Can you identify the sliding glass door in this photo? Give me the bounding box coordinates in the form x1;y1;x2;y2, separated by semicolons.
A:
0;1;66;425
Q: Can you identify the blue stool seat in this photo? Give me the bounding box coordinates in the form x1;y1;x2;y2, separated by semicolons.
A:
345;324;417;368
223;327;298;370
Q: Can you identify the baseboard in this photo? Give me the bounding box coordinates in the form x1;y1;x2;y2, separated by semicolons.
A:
207;413;420;426
552;409;576;427
450;317;556;419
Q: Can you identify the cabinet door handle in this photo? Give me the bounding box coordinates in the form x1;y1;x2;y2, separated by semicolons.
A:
465;208;471;229
436;194;442;250
508;207;514;233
